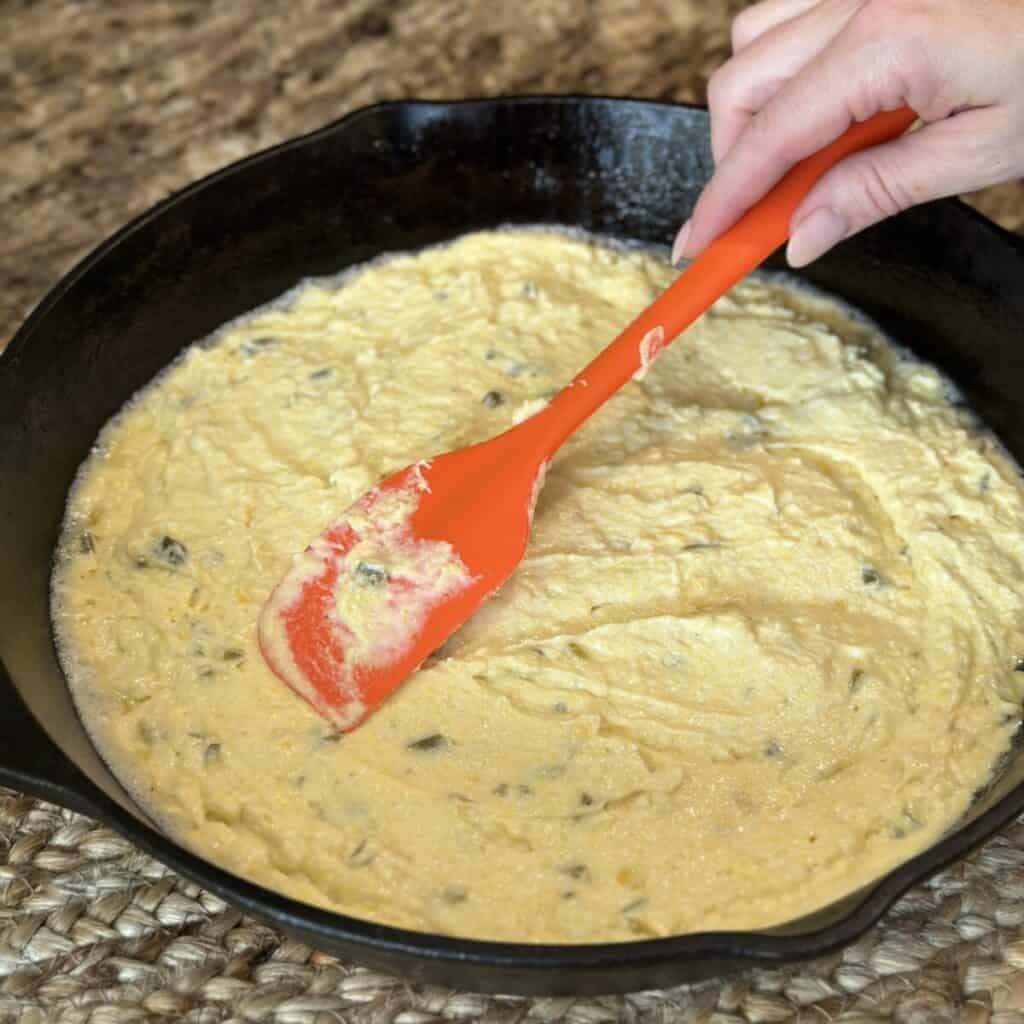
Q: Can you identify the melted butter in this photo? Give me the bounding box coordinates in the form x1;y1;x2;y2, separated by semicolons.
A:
52;228;1024;943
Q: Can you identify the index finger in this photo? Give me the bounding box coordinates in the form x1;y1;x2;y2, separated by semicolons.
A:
709;0;863;163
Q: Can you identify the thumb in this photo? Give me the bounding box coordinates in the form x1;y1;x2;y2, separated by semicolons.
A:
787;108;1013;267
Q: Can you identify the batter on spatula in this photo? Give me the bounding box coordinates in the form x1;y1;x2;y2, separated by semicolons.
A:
52;228;1024;943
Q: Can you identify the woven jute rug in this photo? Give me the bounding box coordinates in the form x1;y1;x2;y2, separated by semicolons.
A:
5;2;1024;1021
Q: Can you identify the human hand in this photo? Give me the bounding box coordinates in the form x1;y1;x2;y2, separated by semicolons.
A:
674;0;1024;268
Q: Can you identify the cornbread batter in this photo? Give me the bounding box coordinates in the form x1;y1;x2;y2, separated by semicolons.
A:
52;229;1024;943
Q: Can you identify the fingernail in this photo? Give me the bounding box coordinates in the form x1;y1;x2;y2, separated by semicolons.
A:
786;207;848;268
671;220;691;265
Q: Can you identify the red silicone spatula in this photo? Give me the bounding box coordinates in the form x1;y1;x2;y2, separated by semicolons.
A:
258;107;917;732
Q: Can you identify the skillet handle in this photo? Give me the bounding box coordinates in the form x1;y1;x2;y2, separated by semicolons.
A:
0;656;99;816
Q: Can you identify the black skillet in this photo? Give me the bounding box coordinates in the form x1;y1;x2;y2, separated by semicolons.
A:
3;97;1024;997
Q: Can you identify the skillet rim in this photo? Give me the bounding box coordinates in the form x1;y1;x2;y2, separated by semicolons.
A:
4;93;1024;988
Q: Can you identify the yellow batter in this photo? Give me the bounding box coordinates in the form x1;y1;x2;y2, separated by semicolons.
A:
52;229;1024;943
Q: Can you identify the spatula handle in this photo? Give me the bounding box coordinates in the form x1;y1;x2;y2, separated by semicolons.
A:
534;106;917;454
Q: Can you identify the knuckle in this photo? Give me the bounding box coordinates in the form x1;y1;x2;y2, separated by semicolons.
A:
730;6;761;52
858;0;935;41
847;1;941;113
971;125;1018;186
706;65;736;113
848;157;913;220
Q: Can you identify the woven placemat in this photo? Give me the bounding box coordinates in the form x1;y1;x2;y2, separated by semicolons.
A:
5;787;1024;1023
5;2;1024;1020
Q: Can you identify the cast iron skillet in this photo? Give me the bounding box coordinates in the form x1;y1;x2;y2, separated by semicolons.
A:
3;96;1024;996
